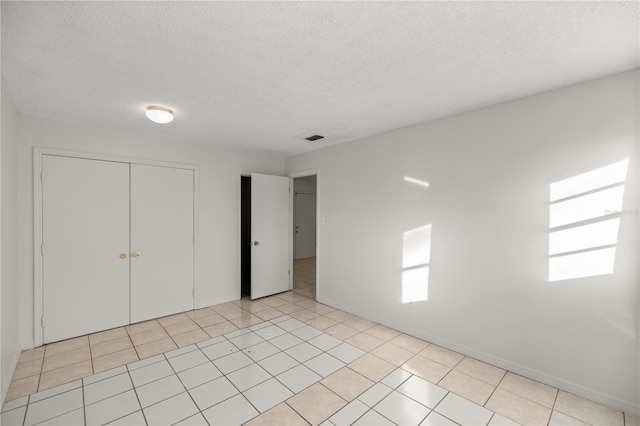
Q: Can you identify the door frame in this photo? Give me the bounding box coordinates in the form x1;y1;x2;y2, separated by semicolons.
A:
289;170;320;299
33;147;199;347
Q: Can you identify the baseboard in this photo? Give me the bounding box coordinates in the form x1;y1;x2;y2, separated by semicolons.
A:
317;296;640;417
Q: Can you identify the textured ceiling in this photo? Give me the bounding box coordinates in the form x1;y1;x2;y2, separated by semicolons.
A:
1;1;638;156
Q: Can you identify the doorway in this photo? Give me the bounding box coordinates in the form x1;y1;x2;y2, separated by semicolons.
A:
292;175;317;300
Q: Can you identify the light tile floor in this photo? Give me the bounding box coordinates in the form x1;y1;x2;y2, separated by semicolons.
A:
2;258;637;425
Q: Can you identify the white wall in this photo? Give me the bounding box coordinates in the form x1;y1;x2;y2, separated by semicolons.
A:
2;84;22;402
17;115;285;348
285;70;639;414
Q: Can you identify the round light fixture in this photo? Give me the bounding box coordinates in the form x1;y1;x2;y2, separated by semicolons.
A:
145;105;174;124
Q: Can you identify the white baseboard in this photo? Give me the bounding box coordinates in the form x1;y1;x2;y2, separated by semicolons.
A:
317;296;640;417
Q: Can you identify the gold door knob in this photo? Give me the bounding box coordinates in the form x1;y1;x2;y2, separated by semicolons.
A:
119;253;127;259
132;252;141;258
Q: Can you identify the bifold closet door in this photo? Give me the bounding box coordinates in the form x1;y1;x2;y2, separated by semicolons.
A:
42;155;130;343
130;164;194;323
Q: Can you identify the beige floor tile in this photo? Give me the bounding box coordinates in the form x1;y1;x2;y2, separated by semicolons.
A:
88;327;128;346
388;334;429;353
164;320;200;336
211;302;239;313
171;329;210;347
275;303;305;315
43;347;91;372
304;316;338;330
203;321;239;338
364;325;400;341
348;353;396;382
39;360;93;391
438;370;495;406
418;344;464;368
45;336;89;357
498;372;558;408
555;391;624;426
193;313;227;328
277;292;297;301
343;317;376;332
6;375;39;401
12;359;43;380
320;367;374;401
126;320;161;335
370;342;414;366
346;333;385;352
135;337;178;359
261;297;290;308
158;313;192;327
254;308;285;321
312;304;335;315
401;355;451;384
325;323;359;340
90;336;133;358
129;327;170;346
454;357;506;386
186;308;216;320
18;347;45;364
286;383;346;426
625;414;640;426
242;301;271;313
245;402;309;426
230;314;263;328
92;348;139;373
294;299;317;309
548;411;589;425
219;306;247;320
486;388;552;426
289;309;320;322
323;310;354;323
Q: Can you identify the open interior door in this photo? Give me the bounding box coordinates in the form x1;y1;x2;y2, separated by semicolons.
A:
251;173;290;299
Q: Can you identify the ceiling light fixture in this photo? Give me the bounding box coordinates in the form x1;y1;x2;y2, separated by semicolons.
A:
145;105;174;124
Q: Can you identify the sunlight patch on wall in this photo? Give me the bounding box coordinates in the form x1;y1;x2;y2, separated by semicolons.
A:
402;224;431;303
403;176;430;188
548;160;628;282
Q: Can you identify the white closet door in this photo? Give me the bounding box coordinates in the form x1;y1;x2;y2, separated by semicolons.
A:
251;173;291;299
42;155;130;343
130;164;194;323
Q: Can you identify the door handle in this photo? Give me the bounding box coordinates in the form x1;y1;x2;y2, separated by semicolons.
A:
252;241;260;246
132;251;141;258
119;253;127;259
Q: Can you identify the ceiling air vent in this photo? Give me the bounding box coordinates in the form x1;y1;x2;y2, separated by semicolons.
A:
305;135;324;142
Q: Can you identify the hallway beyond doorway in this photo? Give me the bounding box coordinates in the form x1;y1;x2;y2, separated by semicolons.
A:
293;257;316;300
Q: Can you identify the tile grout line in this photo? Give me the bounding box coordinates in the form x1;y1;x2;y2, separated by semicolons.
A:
127;363;150;426
162;351;208;425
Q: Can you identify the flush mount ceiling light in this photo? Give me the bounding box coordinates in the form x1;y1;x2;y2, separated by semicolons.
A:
145;105;174;124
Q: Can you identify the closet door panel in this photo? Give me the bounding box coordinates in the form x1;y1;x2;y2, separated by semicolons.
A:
130;164;194;323
42;155;130;343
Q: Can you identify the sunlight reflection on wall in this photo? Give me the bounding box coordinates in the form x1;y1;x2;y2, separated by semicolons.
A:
548;160;628;281
402;224;431;303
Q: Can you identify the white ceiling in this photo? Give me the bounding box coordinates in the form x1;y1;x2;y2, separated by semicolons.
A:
2;1;638;157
